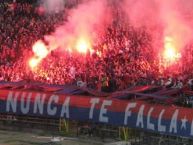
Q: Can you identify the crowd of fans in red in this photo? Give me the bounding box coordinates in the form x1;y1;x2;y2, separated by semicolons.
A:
0;1;193;92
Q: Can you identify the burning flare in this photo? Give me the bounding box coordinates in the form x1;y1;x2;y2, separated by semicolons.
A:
163;36;181;64
29;40;49;70
75;37;92;54
29;36;94;70
32;40;49;59
29;57;40;69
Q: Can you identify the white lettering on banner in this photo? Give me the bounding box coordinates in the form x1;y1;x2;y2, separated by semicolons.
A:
6;91;193;138
136;105;145;128
181;117;187;130
47;95;59;116
21;92;32;114
89;98;100;119
169;109;179;133
99;100;112;123
33;93;46;114
147;107;155;130
158;109;166;132
124;103;136;125
60;97;70;118
191;119;193;136
6;91;20;113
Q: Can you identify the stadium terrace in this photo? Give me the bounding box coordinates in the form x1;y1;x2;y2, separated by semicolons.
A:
1;0;193;143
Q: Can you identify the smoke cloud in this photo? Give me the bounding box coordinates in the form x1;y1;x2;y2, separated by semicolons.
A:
41;0;65;13
44;0;112;52
122;0;193;52
38;0;193;59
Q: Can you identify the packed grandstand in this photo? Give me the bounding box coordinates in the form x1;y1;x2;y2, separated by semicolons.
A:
1;0;193;144
0;0;193;90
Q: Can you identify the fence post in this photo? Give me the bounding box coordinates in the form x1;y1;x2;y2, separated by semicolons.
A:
119;127;129;141
59;118;69;135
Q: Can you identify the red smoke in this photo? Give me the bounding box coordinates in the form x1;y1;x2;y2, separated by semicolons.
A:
122;0;193;63
30;0;193;71
29;0;112;69
44;0;112;53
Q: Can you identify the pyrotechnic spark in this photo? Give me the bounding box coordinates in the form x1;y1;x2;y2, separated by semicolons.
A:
75;38;92;54
164;44;176;61
163;36;181;63
29;40;49;70
161;36;182;70
29;57;40;69
32;40;49;59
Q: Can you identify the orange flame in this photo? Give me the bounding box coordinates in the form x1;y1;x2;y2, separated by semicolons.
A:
75;37;93;54
163;36;181;65
29;40;49;70
32;40;49;59
29;57;40;70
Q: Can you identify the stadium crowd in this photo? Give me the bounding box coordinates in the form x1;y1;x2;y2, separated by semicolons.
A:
0;1;193;92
